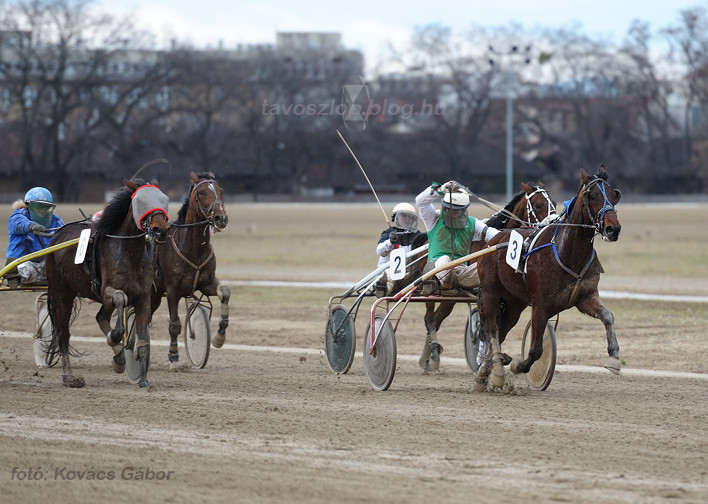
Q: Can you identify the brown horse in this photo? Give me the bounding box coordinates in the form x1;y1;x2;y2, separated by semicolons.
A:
45;179;169;388
420;181;557;371
151;172;230;368
475;166;622;390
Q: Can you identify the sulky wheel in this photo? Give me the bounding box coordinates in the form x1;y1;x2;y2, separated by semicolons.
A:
34;293;52;368
463;306;483;373
325;304;356;374
124;307;150;384
363;313;396;391
184;302;211;369
520;319;557;391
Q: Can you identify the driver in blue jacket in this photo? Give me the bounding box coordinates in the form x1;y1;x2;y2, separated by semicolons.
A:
4;187;65;288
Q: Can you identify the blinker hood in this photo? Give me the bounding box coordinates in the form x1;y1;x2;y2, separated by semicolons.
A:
131;185;169;231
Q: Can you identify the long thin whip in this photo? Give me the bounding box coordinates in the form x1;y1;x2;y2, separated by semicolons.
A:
337;130;390;226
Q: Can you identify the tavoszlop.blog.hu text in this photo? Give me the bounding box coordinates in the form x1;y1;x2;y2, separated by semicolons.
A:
261;99;444;119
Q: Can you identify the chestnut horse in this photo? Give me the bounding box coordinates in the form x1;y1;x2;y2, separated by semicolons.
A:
420;181;557;371
151;171;230;367
45;179;169;388
475;166;622;390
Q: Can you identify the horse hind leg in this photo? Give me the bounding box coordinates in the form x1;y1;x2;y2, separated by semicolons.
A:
211;284;231;348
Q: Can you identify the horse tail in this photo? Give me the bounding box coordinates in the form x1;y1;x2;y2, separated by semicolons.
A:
45;289;83;366
45;289;62;367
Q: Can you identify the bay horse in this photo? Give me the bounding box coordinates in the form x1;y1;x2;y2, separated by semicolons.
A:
151;172;230;368
45;179;169;388
420;181;557;371
475;166;622;390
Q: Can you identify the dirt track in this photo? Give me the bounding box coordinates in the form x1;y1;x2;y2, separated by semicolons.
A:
1;202;708;503
1;324;708;503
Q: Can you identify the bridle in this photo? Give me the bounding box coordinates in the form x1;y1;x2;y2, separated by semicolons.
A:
580;177;619;237
190;179;224;228
524;186;557;225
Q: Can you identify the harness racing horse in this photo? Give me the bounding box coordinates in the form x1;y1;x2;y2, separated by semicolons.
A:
151;172;230;368
475;166;622;390
420;182;557;371
45;179;169;388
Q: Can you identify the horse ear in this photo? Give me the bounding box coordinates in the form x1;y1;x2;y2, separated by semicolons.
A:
521;181;532;193
580;167;589;184
598;164;609;180
190;172;199;184
613;188;622;203
124;178;139;192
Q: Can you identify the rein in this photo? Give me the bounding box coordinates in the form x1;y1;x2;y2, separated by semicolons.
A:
168;230;214;294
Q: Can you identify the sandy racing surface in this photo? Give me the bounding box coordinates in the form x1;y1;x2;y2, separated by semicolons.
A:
1;202;708;503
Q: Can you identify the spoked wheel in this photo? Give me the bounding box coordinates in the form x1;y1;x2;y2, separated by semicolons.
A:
325;304;356;374
34;293;52;367
184;302;211;369
124;307;150;384
463;306;483;373
363;313;396;391
521;319;557;391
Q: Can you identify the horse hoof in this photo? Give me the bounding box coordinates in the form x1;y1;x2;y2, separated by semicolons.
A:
418;348;431;370
510;359;522;374
138;380;151;389
211;333;225;348
112;351;126;373
473;379;487;392
62;375;86;388
604;356;621;375
168;361;182;372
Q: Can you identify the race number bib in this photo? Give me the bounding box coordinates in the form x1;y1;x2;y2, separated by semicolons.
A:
389;248;406;281
74;228;91;264
505;230;523;270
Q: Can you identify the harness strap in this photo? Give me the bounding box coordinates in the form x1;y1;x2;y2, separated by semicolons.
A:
168;232;214;294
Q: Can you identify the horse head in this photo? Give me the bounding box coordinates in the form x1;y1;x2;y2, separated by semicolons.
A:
578;166;622;241
521;181;557;225
125;178;169;243
189;172;228;231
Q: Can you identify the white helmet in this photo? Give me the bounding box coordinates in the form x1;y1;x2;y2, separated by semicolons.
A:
441;192;470;229
391;202;418;231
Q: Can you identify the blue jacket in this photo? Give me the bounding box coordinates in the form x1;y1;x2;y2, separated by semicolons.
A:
6;208;65;260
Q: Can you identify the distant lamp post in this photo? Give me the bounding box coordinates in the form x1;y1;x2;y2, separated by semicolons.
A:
489;45;532;201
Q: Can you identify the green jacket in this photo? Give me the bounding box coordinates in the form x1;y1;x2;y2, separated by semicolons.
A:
427;216;476;261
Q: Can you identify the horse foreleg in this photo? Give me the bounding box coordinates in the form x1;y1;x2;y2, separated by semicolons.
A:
576;295;621;374
211;284;231;348
134;300;152;388
104;288;128;373
165;295;181;369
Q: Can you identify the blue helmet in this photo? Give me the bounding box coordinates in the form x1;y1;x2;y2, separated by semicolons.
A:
24;187;53;205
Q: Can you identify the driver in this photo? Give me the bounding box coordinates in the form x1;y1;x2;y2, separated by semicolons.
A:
4;187;65;288
374;202;425;296
415;181;499;291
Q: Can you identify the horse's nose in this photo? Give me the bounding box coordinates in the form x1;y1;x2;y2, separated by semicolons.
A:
604;224;621;241
152;226;167;243
213;214;228;230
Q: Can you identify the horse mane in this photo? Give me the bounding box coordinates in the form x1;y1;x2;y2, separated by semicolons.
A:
174;171;217;225
486;188;527;228
95;178;148;238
